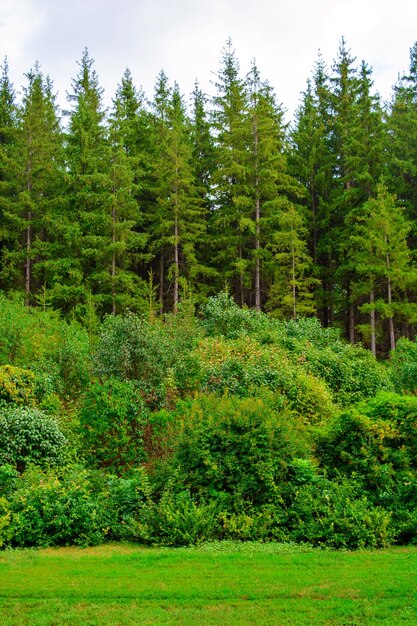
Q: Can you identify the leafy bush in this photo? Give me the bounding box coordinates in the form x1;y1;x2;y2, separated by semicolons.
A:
4;466;106;547
93;314;199;407
0;405;66;471
0;365;36;405
201;292;270;339
287;477;394;549
139;484;219;546
78;378;148;473
193;336;336;424
301;344;393;406
390;337;417;394
0;295;89;397
173;394;310;507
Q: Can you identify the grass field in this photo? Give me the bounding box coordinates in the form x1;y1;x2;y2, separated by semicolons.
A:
0;542;416;625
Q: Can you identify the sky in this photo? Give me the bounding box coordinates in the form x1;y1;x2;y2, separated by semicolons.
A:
1;0;417;122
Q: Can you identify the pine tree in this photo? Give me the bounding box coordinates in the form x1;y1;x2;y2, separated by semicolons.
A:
210;39;252;305
0;58;19;286
290;54;335;326
0;65;65;305
65;48;111;315
387;41;417;245
246;61;302;310
150;84;206;312
348;183;416;354
107;69;149;314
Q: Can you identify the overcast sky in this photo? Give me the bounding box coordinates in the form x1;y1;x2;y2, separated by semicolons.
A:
1;0;416;121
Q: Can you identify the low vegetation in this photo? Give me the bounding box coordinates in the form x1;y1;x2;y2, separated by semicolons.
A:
1;292;417;552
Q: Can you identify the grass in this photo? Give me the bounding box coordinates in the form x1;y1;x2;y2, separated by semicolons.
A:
0;542;416;625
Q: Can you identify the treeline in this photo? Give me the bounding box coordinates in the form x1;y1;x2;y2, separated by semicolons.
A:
1;39;417;354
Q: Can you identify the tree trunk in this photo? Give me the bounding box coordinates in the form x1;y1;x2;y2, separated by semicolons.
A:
253;109;261;311
385;245;395;352
370;286;376;357
111;186;116;315
159;253;164;315
25;211;31;307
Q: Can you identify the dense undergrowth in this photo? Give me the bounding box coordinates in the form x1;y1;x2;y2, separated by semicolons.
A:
1;292;417;550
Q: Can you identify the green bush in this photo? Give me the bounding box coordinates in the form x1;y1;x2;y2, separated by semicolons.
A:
301;344;393;406
78;378;148;473
173;394;310;507
4;466;105;547
201;292;272;340
0;365;36;405
193;336;336;424
390;337;417;394
139;483;219;546
0;405;66;471
94;314;198;407
287;477;394;549
0;295;89;398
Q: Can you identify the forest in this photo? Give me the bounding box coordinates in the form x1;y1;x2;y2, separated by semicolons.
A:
1;39;417;550
1;38;417;354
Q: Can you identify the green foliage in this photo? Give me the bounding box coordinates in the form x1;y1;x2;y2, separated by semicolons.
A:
78;378;148;472
0;405;66;471
390;337;417;393
173;394;310;507
278;317;393;405
139;484;219;546
317;409;405;486
0;295;89;397
0;364;35;405
193;335;336;424
201;292;269;339
93;313;200;406
4;466;105;547
287;477;393;549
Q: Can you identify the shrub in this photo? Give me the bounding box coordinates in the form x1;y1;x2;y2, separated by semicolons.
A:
139;483;219;546
0;365;36;405
201;292;270;340
0;405;66;471
193;336;336;424
287;477;394;549
173;394;310;507
390;337;417;394
78;378;148;473
5;466;105;547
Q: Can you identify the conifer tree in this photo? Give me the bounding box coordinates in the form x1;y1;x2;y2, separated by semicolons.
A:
210;39;252;305
107;69;149;314
246;61;301;310
348;183;416;354
387;41;417;244
151;84;206;312
290;55;335;325
65;48;111;314
0;58;19;284
0;65;64;305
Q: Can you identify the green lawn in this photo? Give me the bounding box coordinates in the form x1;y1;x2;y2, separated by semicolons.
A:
0;542;416;625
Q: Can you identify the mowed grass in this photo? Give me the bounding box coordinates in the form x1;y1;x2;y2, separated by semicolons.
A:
0;542;416;625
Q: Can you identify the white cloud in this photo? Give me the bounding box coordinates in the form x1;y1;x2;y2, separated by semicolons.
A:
1;0;416;119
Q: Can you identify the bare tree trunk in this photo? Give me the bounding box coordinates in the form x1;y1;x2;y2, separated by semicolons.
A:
348;303;355;344
370;286;376;357
253;107;261;311
385;246;395;352
159;253;164;315
111;188;116;315
173;212;179;314
387;272;395;352
291;227;296;320
25;211;31;307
